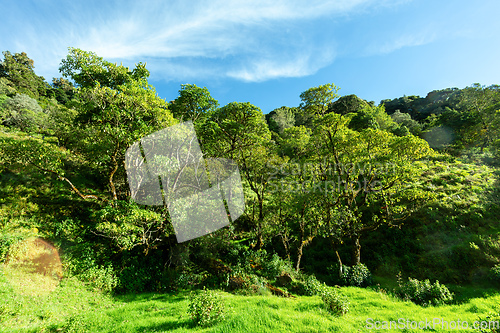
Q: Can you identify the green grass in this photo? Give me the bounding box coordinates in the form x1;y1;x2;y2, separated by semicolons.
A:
1;267;499;333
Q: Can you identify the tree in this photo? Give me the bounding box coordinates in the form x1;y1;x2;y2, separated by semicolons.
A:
0;93;46;132
266;106;296;134
201;102;276;249
51;77;75;104
278;126;311;158
390;110;422;136
455;83;500;152
169;84;218;125
0;51;48;98
299;83;340;117
59;48;149;89
328;94;369;115
60;48;175;201
310;113;432;265
348;105;396;132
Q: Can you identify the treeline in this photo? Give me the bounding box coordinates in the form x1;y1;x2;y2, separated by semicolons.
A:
1;49;500;293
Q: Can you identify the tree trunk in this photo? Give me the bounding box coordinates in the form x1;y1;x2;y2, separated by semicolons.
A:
330;236;343;277
255;196;264;250
352;235;361;266
335;250;343;277
296;242;305;272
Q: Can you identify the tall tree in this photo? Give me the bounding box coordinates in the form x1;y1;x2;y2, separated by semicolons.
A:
201;102;277;248
456;83;500;152
310;112;432;265
0;51;48;98
266;106;296;134
299;83;340;117
169;84;218;125
60;48;175;201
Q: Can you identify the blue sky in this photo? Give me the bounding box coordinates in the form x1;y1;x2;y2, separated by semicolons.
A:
2;0;500;113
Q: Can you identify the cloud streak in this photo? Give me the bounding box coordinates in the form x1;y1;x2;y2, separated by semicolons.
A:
1;0;409;82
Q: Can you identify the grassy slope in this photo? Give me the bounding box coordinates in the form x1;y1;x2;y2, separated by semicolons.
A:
1;267;499;333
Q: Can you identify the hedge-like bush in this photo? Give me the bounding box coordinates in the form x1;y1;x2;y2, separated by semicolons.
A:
188;288;225;327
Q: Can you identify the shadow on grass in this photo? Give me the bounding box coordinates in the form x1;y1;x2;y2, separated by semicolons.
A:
114;292;188;303
449;285;500;304
368;280;500;306
135;318;196;332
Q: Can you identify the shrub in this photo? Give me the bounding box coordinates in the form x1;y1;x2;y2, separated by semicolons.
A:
0;233;24;263
188;288;225;327
341;263;372;287
78;264;117;294
288;274;325;296
320;288;349;316
0;93;47;132
477;308;500;333
489;264;500;284
395;276;454;306
260;253;294;279
64;245;118;294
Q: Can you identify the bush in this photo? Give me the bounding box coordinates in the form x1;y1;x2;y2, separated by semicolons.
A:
489;264;500;284
260;253;294;279
320;288;349;316
188;288;225;327
290;274;325;296
0;233;24;263
341;263;372;287
78;265;117;294
477;308;500;333
0;93;47;132
64;245;118;294
395;276;454;306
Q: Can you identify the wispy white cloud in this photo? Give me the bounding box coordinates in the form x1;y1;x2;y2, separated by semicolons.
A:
366;30;437;55
0;0;410;81
227;47;336;82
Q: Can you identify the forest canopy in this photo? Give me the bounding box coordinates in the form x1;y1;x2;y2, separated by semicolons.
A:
1;49;500;298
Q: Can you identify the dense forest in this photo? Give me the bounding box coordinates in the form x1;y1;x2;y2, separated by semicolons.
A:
1;49;500;331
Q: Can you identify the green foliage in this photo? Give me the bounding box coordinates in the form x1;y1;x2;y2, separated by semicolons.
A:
279;125;311;158
45;100;78;146
0;51;48;98
59;47;149;89
299;83;340;116
390;110;422;135
188;288;226;327
51;77;75;104
63;244;118;294
320;288;349;316
233;249;295;281
0;93;46;132
0;130;70;178
77;264;118;294
0;77;17;96
2;46;500;331
328;94;369;115
348;108;379;131
170;83;218;124
341;263;372;287
0;232;25;263
93;201;169;252
477;308;500;333
395;275;454;306
202;101;271;158
489;264;500;284
266;106;296;134
290;274;325;296
63;314;91;333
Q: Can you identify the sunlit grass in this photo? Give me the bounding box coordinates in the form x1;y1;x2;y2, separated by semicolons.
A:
1;272;499;333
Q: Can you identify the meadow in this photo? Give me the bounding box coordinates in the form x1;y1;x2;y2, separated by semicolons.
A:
1;266;499;333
